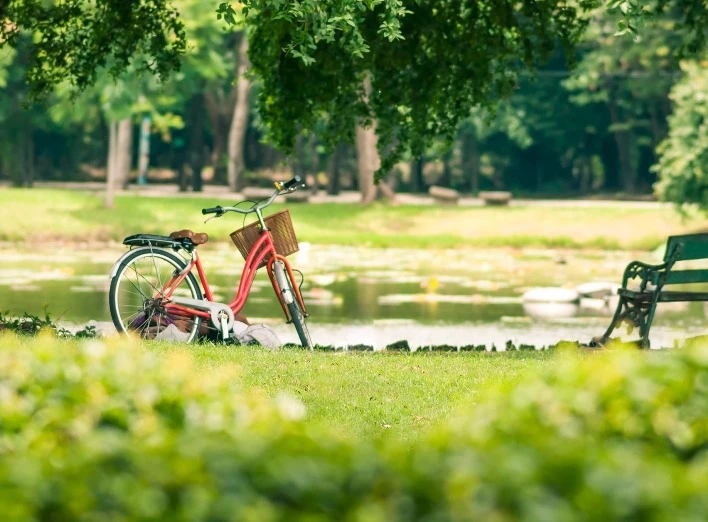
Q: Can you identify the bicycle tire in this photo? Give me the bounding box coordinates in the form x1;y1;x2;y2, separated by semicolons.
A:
109;248;203;343
274;262;313;349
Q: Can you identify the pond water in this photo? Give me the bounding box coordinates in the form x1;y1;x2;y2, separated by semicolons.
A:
1;244;705;348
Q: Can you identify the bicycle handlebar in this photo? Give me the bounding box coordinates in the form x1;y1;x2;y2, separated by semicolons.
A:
201;206;223;216
282;175;304;191
201;176;306;218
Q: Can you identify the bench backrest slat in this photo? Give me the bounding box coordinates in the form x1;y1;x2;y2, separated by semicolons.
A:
664;233;708;262
664;269;708;285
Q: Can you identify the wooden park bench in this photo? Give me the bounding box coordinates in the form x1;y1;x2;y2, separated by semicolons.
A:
592;233;708;348
479;191;512;206
429;185;459;205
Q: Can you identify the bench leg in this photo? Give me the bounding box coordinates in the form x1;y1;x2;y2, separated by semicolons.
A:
638;299;660;349
592;295;627;347
592;295;654;349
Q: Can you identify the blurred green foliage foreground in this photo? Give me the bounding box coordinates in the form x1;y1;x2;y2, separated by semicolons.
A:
1;336;707;521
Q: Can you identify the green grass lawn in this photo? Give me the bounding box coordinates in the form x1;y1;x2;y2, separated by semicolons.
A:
3;187;706;249
148;342;561;441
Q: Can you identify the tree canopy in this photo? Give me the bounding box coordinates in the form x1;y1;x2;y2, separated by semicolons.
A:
0;0;707;187
0;0;186;98
654;60;708;208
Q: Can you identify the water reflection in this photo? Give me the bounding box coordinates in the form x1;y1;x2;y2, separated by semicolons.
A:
0;244;705;347
523;302;579;320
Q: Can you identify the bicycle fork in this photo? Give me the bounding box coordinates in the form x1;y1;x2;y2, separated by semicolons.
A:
268;258;307;322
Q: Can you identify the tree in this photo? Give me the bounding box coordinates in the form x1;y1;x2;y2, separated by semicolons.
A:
227;33;251;192
174;0;240;190
563;13;684;193
653;60;708;209
0;0;185;99
2;0;707;190
0;43;36;186
456;104;533;193
228;0;708;181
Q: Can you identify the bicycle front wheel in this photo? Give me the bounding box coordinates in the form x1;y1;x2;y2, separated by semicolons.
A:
109;248;203;342
274;261;313;349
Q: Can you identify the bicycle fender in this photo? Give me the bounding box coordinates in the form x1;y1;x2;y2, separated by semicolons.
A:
109;246;174;279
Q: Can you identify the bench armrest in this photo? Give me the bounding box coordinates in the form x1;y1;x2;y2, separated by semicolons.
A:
621;260;670;291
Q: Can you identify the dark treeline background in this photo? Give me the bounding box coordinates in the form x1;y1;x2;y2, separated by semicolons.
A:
0;7;704;202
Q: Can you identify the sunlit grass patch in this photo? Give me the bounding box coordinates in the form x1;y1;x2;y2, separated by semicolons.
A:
2;188;705;250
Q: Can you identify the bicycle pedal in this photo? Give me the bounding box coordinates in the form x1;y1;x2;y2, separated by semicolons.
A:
220;314;230;340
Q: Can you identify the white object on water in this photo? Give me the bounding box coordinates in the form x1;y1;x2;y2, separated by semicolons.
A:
522;287;579;303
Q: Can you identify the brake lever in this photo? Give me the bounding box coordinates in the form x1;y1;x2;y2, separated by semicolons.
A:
287;184;307;193
203;211;225;224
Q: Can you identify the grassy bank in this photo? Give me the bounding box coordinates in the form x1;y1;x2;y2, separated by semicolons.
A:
145;342;559;440
2;188;705;249
6;333;557;440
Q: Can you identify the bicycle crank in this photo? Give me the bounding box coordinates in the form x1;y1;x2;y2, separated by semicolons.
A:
169;296;235;333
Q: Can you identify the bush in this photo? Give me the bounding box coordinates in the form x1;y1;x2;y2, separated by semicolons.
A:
0;336;706;521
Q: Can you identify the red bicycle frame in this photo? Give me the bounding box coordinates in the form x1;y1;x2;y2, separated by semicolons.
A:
158;230;307;323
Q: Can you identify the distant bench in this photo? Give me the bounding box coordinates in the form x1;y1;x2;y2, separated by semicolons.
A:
429;186;459;205
242;186;310;203
479;191;512;206
592;233;708;348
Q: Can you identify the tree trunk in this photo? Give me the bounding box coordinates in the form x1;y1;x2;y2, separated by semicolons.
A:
8;135;24;187
648;103;667;149
227;34;251;192
205;89;231;185
292;133;306;179
115;117;133;189
327;143;344;195
190;94;205;192
409;157;425;193
438;149;453;187
607;91;637;194
356;76;394;204
106;121;119;208
377;177;396;200
137;116;151;185
23;128;34;187
309;135;320;194
356;123;377;204
461;130;479;194
211;133;227;184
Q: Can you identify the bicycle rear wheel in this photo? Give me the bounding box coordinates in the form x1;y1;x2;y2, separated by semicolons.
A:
109;248;203;342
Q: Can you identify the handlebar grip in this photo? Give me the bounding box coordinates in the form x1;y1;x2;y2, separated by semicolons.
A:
283;175;303;190
202;206;223;215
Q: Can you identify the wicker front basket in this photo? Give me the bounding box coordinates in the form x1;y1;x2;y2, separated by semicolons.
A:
230;209;299;265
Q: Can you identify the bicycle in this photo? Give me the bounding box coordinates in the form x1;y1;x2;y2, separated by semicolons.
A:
108;176;313;349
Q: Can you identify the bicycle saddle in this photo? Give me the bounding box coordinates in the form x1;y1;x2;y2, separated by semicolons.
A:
170;229;209;245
